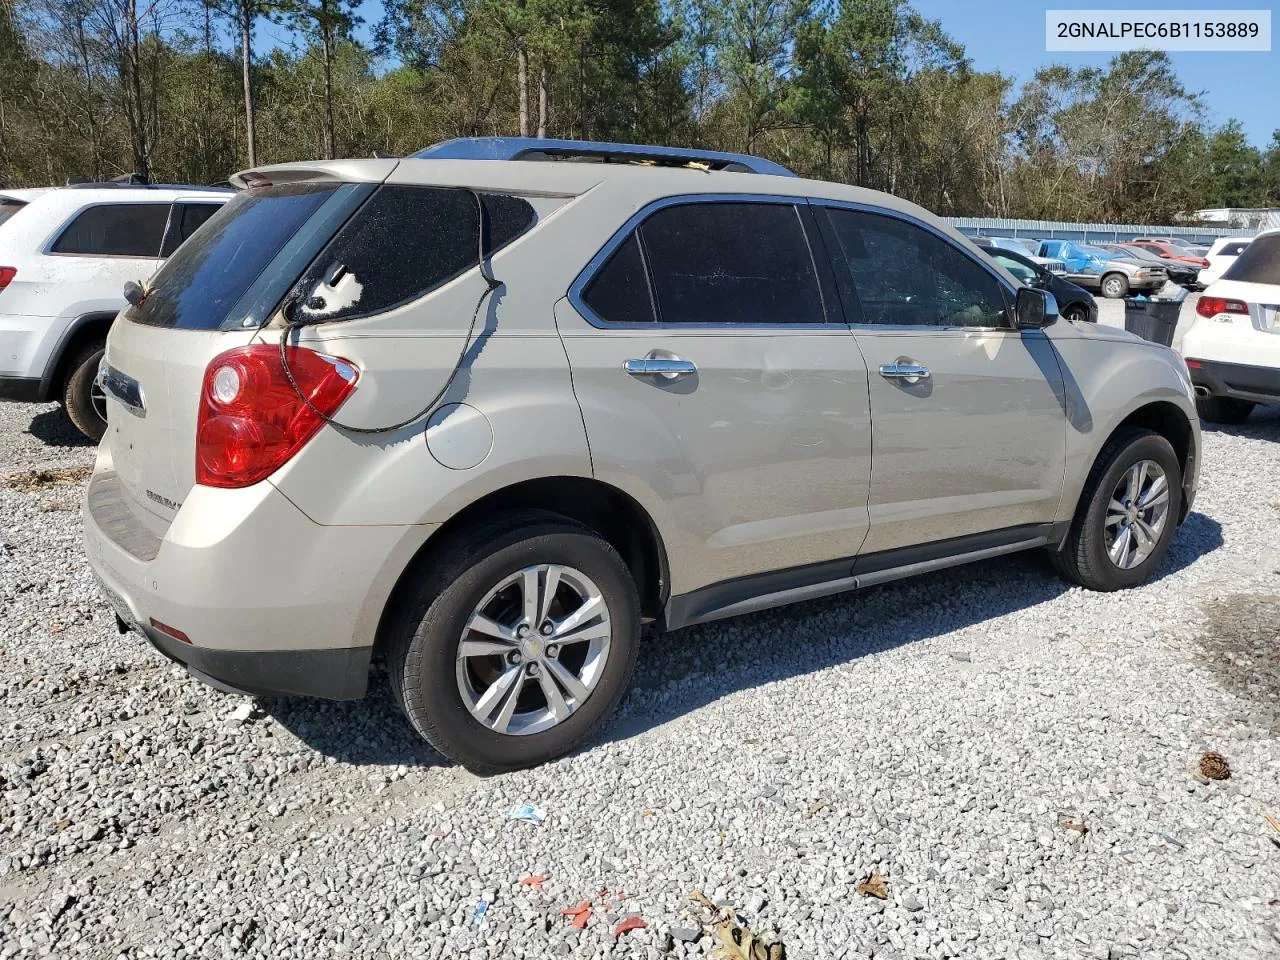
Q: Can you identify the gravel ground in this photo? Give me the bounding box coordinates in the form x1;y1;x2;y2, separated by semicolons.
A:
3;381;1280;960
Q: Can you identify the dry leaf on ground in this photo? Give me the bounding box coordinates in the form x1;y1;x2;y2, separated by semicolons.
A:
855;870;889;900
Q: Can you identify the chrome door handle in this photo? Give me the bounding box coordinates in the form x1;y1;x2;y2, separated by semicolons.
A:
624;357;697;380
878;362;930;384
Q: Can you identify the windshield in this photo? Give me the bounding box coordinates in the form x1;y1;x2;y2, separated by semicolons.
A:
1077;245;1114;258
129;183;339;329
1222;234;1280;285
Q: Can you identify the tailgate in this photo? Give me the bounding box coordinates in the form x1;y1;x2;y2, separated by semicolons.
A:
102;321;257;533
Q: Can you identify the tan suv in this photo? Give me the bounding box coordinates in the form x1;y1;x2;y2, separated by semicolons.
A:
83;138;1201;772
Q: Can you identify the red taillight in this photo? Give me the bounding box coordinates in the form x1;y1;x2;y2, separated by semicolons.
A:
1197;258;1209;268
1196;296;1249;319
0;267;16;291
196;344;358;488
1185;359;1201;369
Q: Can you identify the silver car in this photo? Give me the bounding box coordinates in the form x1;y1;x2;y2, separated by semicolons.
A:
83;138;1201;771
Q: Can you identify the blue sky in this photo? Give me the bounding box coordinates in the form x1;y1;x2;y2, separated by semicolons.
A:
913;0;1278;146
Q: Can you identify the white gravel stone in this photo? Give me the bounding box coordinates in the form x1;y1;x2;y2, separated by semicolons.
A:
2;395;1279;960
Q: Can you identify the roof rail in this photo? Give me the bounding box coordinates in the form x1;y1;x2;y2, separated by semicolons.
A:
63;181;232;192
411;137;796;177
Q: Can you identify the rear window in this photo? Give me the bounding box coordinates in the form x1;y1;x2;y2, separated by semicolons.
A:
1222;234;1280;285
0;199;26;228
131;184;337;329
291;186;535;323
51;203;170;257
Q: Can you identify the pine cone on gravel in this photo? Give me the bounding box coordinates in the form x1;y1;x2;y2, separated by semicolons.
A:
1199;751;1231;781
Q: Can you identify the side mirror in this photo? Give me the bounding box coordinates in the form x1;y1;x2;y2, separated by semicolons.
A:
123;279;146;307
1014;286;1058;329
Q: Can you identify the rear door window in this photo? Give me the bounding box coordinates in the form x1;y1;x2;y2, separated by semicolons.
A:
635;202;825;324
160;202;223;256
131;183;339;329
1218;241;1250;258
51;203;171;257
292;186;536;323
1222;234;1280;285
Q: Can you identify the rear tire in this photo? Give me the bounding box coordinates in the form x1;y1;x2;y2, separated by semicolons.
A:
1100;273;1129;299
61;344;106;442
1195;395;1254;425
388;511;640;773
1049;428;1181;592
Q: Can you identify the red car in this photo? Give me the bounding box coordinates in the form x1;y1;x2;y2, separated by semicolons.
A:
1129;239;1210;269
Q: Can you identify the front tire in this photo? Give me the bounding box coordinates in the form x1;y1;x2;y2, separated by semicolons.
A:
1100;273;1129;299
389;512;640;773
1195;395;1254;424
1050;428;1181;591
61;344;107;442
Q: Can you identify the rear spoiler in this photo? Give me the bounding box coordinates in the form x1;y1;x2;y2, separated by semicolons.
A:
230;160;399;190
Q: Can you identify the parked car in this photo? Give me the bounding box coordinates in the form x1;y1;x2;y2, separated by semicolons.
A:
83;137;1200;772
970;236;1066;273
1181;227;1280;424
1198;237;1252;286
1127;239;1210;270
0;182;231;439
1132;236;1207;254
981;247;1097;323
1035;239;1166;298
1098;243;1200;289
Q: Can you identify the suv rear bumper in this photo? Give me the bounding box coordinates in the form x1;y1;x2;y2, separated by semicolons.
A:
82;460;434;701
142;622;370;699
1187;357;1280;406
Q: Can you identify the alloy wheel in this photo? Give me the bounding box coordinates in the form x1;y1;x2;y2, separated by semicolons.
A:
1104;459;1170;569
455;563;612;735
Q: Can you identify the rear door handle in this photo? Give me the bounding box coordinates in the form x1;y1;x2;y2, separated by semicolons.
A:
624;357;697;380
878;362;930;384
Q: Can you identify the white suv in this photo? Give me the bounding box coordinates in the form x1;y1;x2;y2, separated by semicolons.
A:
0;183;231;439
1182;227;1280;423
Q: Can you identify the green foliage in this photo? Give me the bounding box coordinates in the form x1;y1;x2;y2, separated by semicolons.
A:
1;0;1277;225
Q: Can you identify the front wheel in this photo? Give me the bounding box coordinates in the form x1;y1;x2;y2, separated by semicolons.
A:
1195;395;1254;424
61;344;107;442
1062;304;1092;324
389;512;640;773
1100;273;1129;299
1050;428;1181;591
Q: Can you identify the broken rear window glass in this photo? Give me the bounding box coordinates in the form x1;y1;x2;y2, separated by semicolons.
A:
292;186;536;323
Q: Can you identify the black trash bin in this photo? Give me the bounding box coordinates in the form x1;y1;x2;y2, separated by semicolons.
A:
1123;292;1184;347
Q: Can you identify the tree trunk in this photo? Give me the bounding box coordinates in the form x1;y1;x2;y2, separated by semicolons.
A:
322;25;335;159
240;0;257;167
123;0;151;182
517;43;529;136
537;63;548;138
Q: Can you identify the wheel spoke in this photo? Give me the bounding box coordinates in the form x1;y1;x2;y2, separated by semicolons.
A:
553;593;604;636
469;613;516;643
470;664;522;722
1129;518;1154;554
1108;525;1132;565
521;568;539;625
1105;499;1127;526
537;565;562;624
1139;475;1168;509
1124;463;1142;503
553;619;611;644
460;638;515;658
546;657;590;703
491;671;527;733
537;667;570;723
